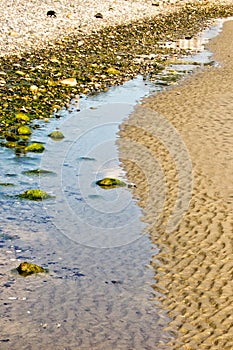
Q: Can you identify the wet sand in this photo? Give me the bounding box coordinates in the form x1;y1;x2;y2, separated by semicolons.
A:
119;20;233;349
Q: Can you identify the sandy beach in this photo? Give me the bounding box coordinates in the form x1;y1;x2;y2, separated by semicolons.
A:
119;19;233;349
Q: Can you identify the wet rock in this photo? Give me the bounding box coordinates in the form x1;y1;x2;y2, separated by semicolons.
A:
96;177;126;189
16;262;47;276
17;126;32;136
5;141;17;149
22;169;55;175
15;112;30;123
18;189;53;200
48;130;64;140
5;133;19;142
25;143;45;153
0;182;14;187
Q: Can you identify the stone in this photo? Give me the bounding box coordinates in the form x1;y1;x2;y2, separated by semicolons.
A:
18;189;52;200
17;262;46;276
25;143;45;153
96;177;126;189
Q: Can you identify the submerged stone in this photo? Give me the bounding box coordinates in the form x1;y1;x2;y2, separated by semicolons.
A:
0;182;14;187
22;169;55;175
16;261;46;276
48;130;64;139
96;177;126;189
25;143;45;153
18;189;53;200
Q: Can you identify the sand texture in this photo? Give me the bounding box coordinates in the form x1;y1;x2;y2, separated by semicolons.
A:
119;20;233;349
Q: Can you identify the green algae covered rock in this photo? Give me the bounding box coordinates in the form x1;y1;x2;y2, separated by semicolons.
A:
5;141;17;149
0;182;14;187
18;125;32;135
18;189;53;200
22;169;55;176
16;261;47;276
96;177;126;189
48;130;64;140
15;112;30;123
25;143;45;153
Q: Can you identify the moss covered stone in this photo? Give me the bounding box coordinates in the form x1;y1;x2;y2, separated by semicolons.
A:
22;169;55;175
25;143;45;153
18;125;32;135
48;130;64;140
15;112;30;123
5;141;17;148
18;189;52;200
96;177;126;189
16;261;46;276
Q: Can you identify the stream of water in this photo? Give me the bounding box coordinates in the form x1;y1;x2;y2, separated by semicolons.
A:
0;20;225;349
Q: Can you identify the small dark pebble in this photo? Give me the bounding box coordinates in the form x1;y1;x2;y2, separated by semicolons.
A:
105;280;123;285
95;12;103;19
0;339;10;343
47;10;56;17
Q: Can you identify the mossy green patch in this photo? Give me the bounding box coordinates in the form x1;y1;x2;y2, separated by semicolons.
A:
48;130;64;139
96;177;126;189
17;125;32;135
16;261;47;276
18;189;53;200
22;169;55;175
25;143;45;153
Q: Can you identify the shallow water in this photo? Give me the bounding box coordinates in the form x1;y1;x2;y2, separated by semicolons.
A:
0;21;225;349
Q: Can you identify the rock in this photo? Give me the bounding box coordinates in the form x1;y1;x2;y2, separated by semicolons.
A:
48;130;64;140
29;85;39;94
96;177;126;189
18;189;53;200
5;133;19;142
16;262;46;276
47;10;56;17
106;67;120;75
95;13;103;19
15;112;30;123
0;182;14;187
17;125;32;135
5;141;17;149
25;143;45;153
22;169;55;175
60;78;77;86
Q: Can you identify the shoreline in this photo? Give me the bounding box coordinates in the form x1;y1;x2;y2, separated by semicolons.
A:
118;19;233;348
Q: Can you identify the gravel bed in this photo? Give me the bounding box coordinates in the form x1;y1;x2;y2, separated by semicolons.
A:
0;0;206;57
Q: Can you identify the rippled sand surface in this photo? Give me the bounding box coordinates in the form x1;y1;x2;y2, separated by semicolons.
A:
119;20;233;349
